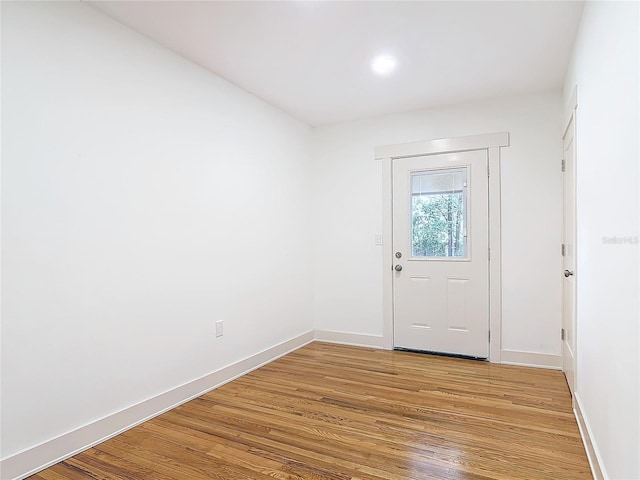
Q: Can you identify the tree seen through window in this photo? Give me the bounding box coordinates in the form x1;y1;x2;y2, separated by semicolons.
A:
412;191;465;257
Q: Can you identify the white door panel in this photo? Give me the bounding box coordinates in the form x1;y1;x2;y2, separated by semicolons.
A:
392;150;489;357
562;115;576;395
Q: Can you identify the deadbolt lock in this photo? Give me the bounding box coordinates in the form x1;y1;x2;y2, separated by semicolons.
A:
395;252;402;258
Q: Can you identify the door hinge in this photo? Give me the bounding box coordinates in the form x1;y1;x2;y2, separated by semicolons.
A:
561;158;566;172
488;330;491;342
488;247;491;261
561;328;565;341
487;164;490;177
561;244;566;256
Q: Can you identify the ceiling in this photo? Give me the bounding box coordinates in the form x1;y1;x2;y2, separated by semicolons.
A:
88;1;584;127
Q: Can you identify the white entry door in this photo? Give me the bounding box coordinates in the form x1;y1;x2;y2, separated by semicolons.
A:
562;114;577;395
392;150;490;358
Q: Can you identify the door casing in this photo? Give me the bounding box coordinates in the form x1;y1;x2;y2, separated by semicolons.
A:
376;132;509;362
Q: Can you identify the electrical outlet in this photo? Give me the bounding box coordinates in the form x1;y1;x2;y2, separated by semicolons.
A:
215;320;223;338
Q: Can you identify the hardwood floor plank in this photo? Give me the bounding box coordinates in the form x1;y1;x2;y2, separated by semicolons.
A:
28;343;591;479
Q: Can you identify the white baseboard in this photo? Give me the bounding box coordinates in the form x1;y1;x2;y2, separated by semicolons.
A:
500;349;562;369
0;331;315;480
574;393;606;480
314;330;384;348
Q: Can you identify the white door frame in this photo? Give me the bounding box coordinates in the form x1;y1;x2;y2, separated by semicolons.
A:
376;132;509;362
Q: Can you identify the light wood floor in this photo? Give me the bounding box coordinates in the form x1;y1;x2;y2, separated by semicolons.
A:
30;342;592;479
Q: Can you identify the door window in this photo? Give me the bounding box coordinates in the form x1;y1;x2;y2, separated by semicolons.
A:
411;168;468;259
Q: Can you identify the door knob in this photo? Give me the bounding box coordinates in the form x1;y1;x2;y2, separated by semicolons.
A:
564;269;574;277
394;264;403;272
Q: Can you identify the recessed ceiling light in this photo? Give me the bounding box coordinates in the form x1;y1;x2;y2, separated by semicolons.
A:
371;55;397;76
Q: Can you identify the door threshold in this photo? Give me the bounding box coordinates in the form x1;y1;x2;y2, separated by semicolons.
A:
393;347;487;361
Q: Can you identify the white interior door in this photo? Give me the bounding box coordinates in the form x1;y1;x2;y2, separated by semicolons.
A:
562;115;577;395
392;150;489;358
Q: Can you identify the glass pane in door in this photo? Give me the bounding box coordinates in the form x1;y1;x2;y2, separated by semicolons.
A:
411;168;468;258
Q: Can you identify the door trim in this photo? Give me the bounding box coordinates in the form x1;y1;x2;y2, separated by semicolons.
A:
376;132;509;362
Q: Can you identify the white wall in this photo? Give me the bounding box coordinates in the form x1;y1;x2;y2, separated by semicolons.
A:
563;2;639;479
1;1;312;462
311;92;563;359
